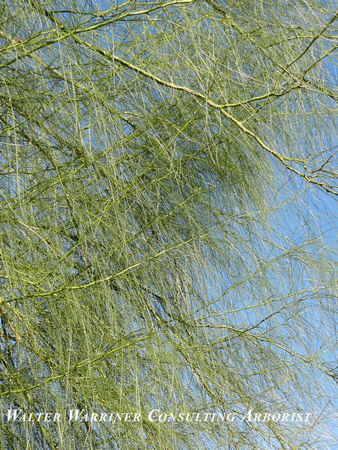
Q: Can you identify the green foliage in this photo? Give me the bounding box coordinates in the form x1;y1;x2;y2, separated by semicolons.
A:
0;0;337;448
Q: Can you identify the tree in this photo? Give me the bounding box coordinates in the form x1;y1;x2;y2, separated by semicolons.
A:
0;0;337;448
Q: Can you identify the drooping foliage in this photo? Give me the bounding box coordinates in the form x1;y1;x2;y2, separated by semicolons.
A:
0;1;337;448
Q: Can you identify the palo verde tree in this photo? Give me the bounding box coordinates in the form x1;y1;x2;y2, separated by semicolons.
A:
0;0;337;448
